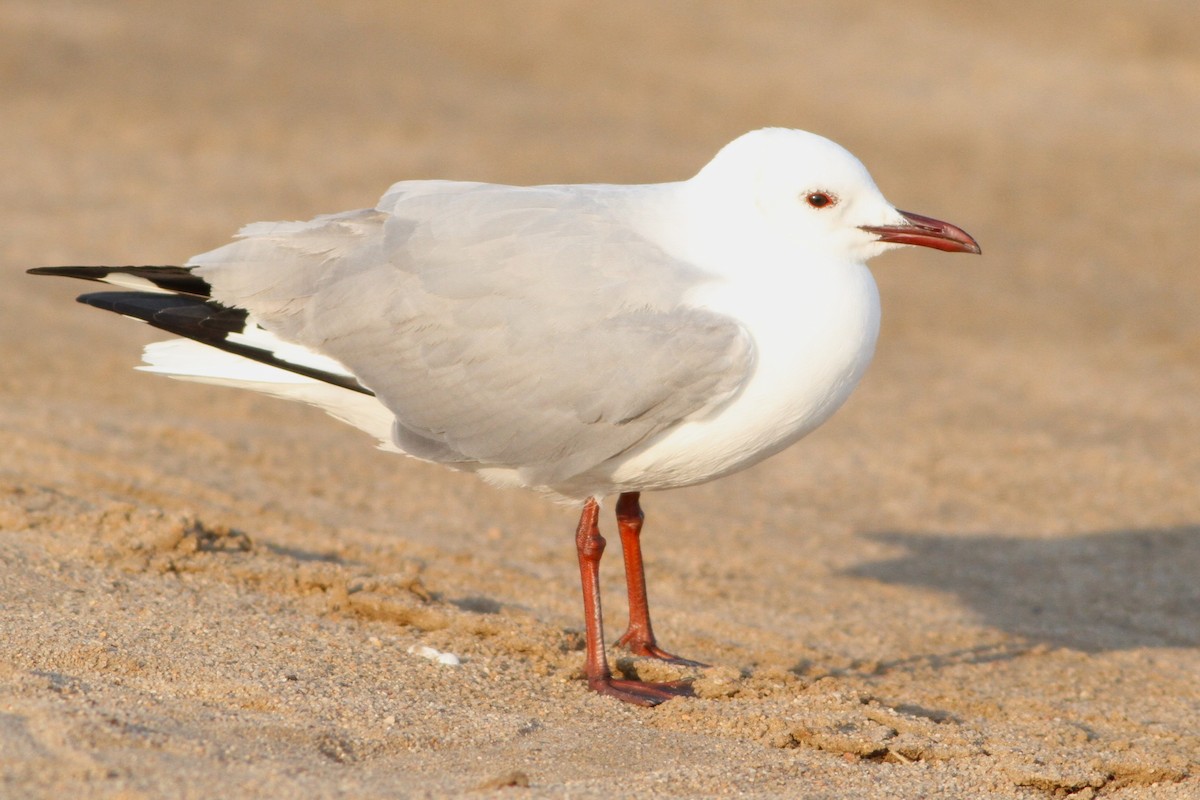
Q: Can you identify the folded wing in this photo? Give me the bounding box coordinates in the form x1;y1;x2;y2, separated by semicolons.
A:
191;181;754;486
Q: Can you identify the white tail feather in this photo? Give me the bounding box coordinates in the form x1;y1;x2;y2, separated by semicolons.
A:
139;338;400;452
225;320;357;378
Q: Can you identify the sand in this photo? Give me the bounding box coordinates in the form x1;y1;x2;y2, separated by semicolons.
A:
2;1;1198;797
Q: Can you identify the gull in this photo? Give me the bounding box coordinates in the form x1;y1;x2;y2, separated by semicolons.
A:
30;128;980;705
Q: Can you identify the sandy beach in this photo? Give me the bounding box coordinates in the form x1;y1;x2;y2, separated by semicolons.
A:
2;2;1198;796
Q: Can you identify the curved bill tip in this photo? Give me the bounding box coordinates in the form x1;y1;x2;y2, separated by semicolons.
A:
861;209;981;255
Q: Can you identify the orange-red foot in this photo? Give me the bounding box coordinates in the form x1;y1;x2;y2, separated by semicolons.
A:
616;631;709;668
589;676;694;706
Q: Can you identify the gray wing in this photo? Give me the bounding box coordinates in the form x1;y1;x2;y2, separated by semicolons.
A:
192;181;753;486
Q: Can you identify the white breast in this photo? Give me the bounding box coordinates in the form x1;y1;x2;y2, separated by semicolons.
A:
599;257;880;493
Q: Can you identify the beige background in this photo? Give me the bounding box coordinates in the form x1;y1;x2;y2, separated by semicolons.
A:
2;1;1198;797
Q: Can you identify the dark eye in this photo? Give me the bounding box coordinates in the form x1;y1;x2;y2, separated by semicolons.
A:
804;192;836;209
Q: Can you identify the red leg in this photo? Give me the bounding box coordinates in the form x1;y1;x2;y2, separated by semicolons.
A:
614;492;707;667
575;497;692;705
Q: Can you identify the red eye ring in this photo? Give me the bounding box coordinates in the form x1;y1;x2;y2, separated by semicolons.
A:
805;192;836;209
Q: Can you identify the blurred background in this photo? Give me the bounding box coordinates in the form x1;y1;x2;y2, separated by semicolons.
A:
1;2;1197;795
5;0;1198;533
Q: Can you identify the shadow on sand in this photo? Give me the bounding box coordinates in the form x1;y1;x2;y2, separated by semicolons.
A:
848;526;1200;652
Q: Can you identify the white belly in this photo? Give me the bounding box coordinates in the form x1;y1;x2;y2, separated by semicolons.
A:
596;261;880;493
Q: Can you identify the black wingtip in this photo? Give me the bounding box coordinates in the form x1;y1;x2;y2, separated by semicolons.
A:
28;265;212;297
76;290;247;335
75;290;373;396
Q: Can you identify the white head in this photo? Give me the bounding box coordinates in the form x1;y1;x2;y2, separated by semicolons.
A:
688;128;979;264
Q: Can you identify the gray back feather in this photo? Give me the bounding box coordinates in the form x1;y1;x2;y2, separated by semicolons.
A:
192;181;753;486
